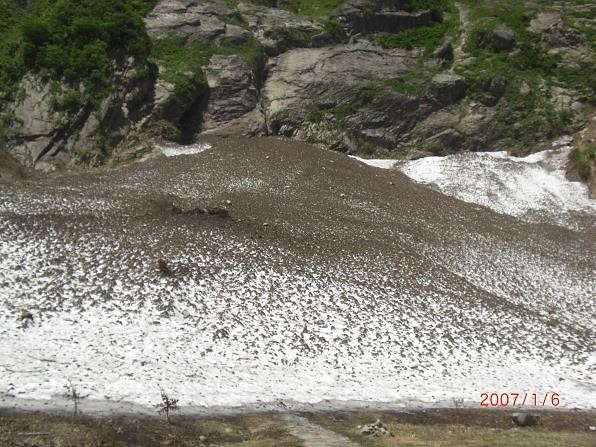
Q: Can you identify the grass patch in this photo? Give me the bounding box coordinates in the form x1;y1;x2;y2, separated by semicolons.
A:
383;65;442;96
453;0;590;148
0;411;302;447
151;35;264;106
570;145;595;180
374;0;459;56
310;410;596;447
274;0;345;19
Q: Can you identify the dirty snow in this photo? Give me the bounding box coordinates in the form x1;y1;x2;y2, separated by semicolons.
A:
350;156;398;170
157;142;211;157
0;141;594;413
400;145;595;227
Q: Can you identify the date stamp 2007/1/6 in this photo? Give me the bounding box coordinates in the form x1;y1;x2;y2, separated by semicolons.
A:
480;392;560;408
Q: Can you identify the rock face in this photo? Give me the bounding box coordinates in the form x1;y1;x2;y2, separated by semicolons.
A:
332;0;436;34
475;25;516;52
144;0;232;41
202;55;261;132
428;73;467;105
3;0;592;169
10;76;56;166
9;59;156;168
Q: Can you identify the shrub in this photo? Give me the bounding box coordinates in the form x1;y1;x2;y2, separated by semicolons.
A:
570;146;595;180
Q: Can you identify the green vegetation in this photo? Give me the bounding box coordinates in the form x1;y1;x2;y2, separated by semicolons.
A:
0;0;156;101
248;0;345;18
375;1;459;56
376;21;457;54
0;0;158;150
384;65;442;96
451;0;594;149
151;35;264;95
570;145;595;180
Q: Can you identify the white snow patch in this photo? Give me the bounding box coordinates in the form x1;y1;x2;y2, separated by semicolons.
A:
400;147;595;226
157;142;211;157
350;156;398;170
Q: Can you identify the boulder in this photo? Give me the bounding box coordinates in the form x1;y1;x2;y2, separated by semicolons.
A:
489;26;515;52
519;81;531;96
511;413;539;427
360;419;392;437
489;77;507;99
433;42;454;61
428;73;467;105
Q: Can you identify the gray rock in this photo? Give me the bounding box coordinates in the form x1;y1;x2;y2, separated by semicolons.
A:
216;24;252;46
360;419;392;437
428;73;467;105
202;54;260;131
489;26;515;52
262;43;425;147
511;413;539;427
19;309;34;321
489;76;507;99
10;75;59;165
519;81;531;96
433;42;454;61
412;111;460;139
542;25;586;49
144;0;234;41
332;0;435;35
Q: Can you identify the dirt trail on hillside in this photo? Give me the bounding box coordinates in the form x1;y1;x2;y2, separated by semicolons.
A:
279;414;361;447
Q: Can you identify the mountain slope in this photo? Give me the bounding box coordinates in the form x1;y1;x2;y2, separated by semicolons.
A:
0;138;594;411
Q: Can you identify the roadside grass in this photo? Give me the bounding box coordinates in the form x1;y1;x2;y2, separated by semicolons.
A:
0;411;301;447
309;410;596;447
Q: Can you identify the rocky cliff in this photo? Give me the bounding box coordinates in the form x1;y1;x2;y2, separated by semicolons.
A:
0;0;594;171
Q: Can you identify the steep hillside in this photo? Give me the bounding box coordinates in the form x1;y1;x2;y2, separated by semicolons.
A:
0;0;594;170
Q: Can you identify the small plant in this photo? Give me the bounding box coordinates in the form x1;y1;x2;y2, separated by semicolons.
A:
64;380;86;416
570;146;595;180
155;386;179;423
453;397;464;412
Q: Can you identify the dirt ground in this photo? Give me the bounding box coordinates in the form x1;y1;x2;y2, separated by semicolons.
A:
1;409;595;447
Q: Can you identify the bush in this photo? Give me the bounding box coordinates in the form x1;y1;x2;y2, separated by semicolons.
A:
0;0;157;105
570;146;595;180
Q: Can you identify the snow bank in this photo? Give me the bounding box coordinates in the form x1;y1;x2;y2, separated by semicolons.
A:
157;142;211;157
400;143;595;226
